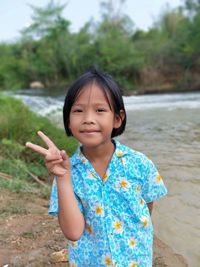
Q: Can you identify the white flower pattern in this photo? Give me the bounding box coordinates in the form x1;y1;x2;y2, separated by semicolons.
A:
49;140;167;267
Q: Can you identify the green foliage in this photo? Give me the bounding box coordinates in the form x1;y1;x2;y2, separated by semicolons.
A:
0;96;78;196
89;0;143;90
0;0;200;91
0;158;28;180
21;0;69;39
0;96;77;155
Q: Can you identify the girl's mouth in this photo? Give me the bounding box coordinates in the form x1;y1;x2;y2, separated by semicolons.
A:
80;129;100;133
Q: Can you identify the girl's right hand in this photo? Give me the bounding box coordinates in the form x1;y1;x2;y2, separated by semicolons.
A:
26;131;70;178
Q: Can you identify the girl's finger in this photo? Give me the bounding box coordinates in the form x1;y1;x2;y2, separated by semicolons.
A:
60;150;68;160
45;153;62;162
37;131;57;149
45;159;63;169
26;142;48;156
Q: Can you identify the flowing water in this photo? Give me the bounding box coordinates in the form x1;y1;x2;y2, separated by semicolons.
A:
9;90;200;266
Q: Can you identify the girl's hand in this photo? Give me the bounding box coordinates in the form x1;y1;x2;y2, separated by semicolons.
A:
26;131;70;178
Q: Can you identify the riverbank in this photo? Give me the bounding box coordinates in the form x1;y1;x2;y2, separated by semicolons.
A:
124;82;200;96
0;95;77;197
0;189;188;267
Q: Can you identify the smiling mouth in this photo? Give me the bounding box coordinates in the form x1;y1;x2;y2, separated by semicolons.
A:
80;130;100;133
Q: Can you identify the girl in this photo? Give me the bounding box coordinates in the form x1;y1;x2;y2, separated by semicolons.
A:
26;68;167;267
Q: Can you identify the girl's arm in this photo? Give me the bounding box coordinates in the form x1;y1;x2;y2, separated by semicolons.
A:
26;131;85;241
56;173;85;241
147;202;153;216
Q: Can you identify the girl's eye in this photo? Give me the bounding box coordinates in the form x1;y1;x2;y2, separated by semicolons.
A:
73;109;83;113
96;108;106;112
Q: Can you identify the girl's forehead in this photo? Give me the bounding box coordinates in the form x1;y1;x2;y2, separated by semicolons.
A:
74;83;112;105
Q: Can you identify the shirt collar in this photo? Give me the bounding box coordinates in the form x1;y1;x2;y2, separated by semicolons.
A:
70;139;129;167
114;139;129;158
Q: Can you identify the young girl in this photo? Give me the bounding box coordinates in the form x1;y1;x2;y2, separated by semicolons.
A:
26;68;167;267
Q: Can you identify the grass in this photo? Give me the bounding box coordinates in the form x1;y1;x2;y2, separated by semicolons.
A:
21;231;36;239
0;199;30;218
0;205;29;217
0;95;78;197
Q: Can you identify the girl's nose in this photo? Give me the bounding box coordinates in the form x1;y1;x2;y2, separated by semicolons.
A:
84;110;95;124
83;110;95;124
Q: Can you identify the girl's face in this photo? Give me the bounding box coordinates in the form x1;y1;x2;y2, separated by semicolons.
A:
69;83;123;149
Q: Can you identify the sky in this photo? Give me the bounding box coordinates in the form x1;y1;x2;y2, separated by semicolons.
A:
0;0;183;42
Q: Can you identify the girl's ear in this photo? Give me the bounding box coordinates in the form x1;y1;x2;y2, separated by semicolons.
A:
114;110;125;129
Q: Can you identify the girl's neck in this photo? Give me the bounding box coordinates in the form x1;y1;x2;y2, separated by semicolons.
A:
82;140;115;164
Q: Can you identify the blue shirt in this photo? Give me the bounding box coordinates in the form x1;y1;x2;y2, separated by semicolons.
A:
49;140;167;267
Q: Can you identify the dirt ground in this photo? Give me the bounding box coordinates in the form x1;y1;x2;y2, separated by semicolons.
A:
0;189;68;267
0;189;188;267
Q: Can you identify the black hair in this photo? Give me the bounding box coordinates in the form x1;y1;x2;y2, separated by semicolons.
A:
63;66;127;138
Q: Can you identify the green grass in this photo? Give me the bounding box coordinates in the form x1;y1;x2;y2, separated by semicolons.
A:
0;95;78;197
21;231;36;239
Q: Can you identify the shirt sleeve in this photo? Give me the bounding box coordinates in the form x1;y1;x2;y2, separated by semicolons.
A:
140;156;167;203
48;176;84;216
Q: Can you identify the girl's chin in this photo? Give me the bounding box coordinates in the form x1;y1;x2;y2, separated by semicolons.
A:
80;139;113;149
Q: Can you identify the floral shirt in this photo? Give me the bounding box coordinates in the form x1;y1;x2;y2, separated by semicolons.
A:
49;140;167;267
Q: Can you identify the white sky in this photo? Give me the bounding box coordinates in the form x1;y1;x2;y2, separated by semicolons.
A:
0;0;183;42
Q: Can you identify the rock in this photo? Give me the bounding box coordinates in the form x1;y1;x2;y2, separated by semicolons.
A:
153;236;188;267
30;81;44;89
51;248;68;263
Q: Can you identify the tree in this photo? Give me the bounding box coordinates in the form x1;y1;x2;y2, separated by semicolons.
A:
184;0;200;17
19;1;74;87
21;0;70;39
89;0;143;90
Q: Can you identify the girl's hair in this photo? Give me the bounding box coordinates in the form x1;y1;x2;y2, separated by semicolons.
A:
63;66;127;138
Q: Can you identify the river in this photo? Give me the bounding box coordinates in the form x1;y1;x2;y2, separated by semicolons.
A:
11;90;200;266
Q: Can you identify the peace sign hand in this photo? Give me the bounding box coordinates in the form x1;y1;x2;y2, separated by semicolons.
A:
26;131;71;178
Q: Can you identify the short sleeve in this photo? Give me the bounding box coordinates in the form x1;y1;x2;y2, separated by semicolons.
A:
49;177;59;216
48;177;84;216
141;156;167;203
